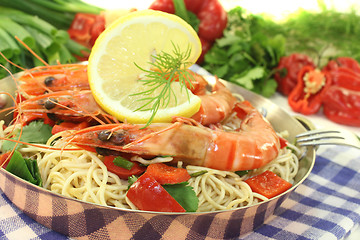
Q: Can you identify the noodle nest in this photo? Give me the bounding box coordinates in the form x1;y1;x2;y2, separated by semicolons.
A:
0;121;300;212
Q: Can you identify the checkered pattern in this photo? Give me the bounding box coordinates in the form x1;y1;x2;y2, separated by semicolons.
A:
1;145;359;239
0;192;69;240
242;146;360;240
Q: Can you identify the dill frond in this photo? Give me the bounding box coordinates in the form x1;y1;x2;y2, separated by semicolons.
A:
132;43;196;127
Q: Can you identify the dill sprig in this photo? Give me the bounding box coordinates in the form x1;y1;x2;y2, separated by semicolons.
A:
132;43;195;127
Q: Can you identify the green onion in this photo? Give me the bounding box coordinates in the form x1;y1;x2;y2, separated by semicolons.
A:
30;0;103;14
0;8;58;37
65;39;90;58
0;1;101;78
235;170;250;177
190;170;208;177
113;157;134;170
0;28;17;59
29;44;47;67
0;0;73;29
0;16;35;49
58;45;77;64
25;26;60;56
0;0;103;29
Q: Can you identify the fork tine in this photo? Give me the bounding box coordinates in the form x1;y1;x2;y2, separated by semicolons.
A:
296;128;360;150
296;132;344;143
297;139;349;147
296;128;340;138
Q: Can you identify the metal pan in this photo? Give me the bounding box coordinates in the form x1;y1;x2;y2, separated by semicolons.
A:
0;73;315;239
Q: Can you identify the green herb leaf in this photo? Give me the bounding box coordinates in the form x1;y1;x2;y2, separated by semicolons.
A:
260;78;278;97
127;175;138;189
202;6;283;97
5;150;42;186
1;121;52;152
163;182;198;212
231;66;265;89
273;6;360;65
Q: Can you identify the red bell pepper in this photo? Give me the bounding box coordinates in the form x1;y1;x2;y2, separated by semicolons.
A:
320;57;360;126
245;170;292;199
324;67;360;91
126;172;186;212
322;86;360;126
145;163;190;185
288;65;331;115
19;112;55;126
322;57;360;74
149;0;227;64
196;0;228;41
90;15;106;47
274;53;315;96
51;121;90;135
279;136;288;149
68;13;105;49
0;152;12;169
103;155;146;180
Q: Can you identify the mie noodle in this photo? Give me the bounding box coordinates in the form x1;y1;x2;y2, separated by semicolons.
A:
0;119;300;212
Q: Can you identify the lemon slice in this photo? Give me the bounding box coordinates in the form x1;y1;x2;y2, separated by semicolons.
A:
88;9;202;124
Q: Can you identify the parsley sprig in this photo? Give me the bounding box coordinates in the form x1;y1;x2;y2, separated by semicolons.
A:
1;121;52;152
132;43;195;127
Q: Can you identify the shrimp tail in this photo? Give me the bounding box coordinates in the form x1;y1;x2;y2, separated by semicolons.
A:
203;101;281;171
191;77;237;126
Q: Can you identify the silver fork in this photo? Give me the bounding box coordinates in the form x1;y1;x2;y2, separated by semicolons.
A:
296;128;360;150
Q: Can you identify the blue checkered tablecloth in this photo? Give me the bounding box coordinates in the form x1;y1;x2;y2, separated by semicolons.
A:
243;146;360;240
0;194;69;240
1;145;360;240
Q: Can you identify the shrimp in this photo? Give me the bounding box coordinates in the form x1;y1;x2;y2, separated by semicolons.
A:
59;101;280;171
0;37;89;98
17;63;89;97
14;63;235;126
16;90;113;124
185;70;237;126
191;78;237;126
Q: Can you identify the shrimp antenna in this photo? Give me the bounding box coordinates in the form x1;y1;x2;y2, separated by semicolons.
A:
0;51;26;72
14;36;49;67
